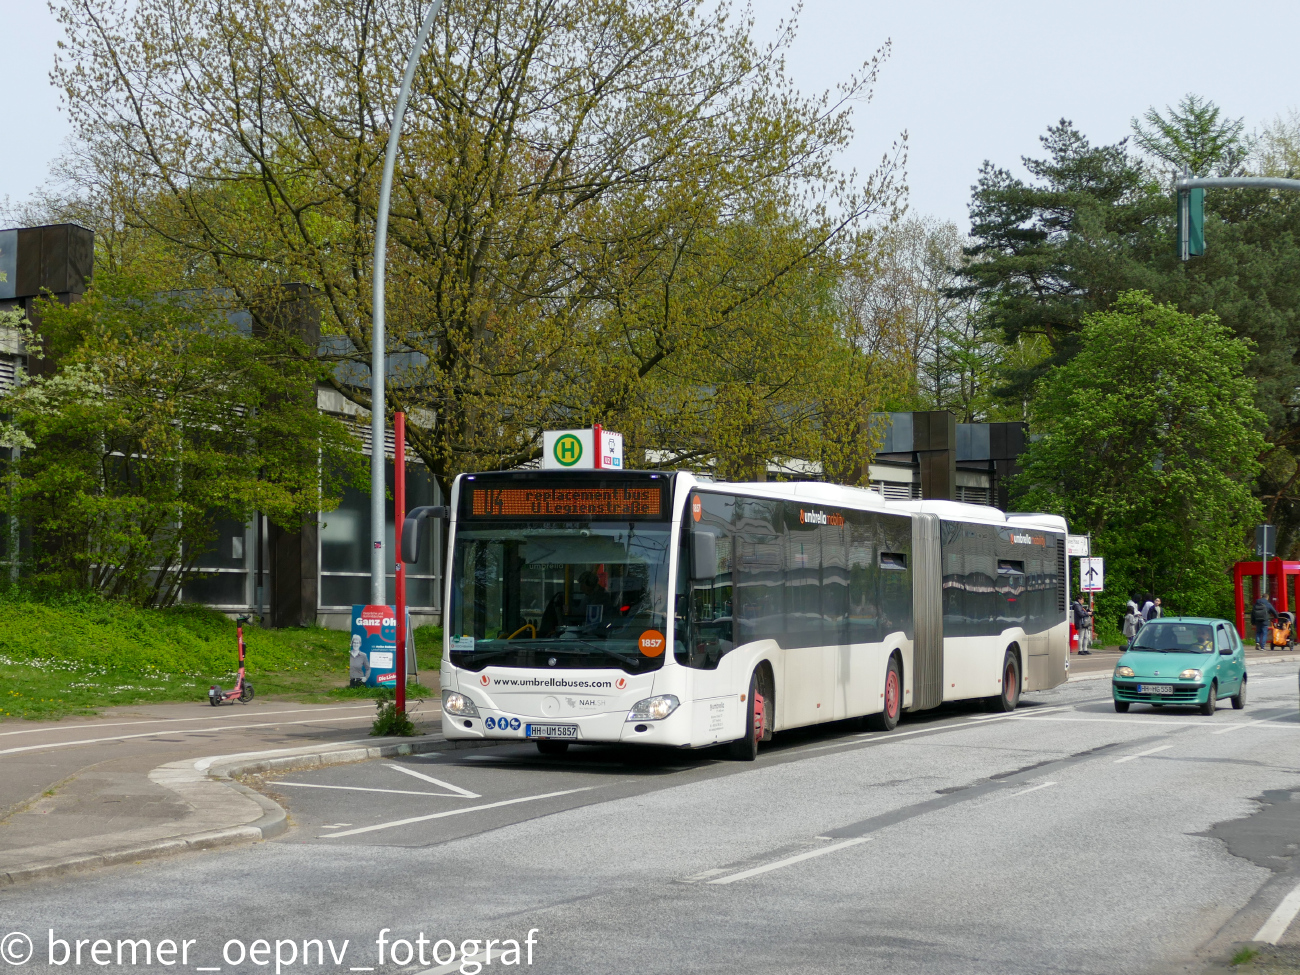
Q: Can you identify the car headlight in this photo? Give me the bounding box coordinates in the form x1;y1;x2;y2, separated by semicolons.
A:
1179;669;1201;680
443;689;480;717
1115;666;1134;678
626;695;680;722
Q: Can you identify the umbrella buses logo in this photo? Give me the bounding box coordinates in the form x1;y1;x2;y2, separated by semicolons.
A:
799;509;845;527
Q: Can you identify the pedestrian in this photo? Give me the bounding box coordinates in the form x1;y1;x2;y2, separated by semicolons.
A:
1123;594;1142;643
1251;593;1277;650
1153;597;1162;618
1070;594;1093;655
1141;593;1158;622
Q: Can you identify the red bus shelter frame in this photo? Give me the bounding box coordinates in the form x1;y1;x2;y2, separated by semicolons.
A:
1232;558;1300;638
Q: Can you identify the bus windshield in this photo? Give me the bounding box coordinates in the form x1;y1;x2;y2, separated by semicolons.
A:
448;522;673;673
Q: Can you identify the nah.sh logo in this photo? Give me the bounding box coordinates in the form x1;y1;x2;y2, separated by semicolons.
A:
479;674;490;686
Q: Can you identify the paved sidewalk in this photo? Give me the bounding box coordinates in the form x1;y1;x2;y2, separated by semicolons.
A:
0;687;451;885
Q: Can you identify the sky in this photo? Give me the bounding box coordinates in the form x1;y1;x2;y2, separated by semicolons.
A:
4;1;1299;231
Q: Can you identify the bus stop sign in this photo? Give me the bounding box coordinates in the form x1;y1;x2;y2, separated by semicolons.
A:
1080;557;1104;592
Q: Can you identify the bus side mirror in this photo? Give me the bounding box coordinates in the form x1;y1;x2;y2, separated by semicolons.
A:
401;505;449;564
691;531;717;582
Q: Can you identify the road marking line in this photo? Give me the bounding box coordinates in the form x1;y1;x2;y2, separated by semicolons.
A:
707;837;872;885
276;782;472;798
0;714;383;757
1255;877;1300;944
1004;716;1300;729
387;764;481;797
984;781;1057;803
1213;720;1269;735
969;705;1073;721
0;704;380;739
682;867;730;883
320;787;598;837
1114;744;1173;764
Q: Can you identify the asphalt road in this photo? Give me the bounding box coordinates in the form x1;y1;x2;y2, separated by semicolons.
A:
4;668;1299;975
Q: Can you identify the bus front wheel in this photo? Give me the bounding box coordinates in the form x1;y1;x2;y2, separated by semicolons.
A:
727;672;762;761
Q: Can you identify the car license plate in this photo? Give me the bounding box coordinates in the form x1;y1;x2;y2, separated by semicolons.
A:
1137;684;1173;695
525;724;578;739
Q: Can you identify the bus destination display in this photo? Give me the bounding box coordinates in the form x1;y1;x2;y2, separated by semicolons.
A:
470;486;663;519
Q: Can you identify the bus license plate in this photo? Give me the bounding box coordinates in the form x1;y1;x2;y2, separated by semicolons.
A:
1137;684;1173;695
526;724;578;739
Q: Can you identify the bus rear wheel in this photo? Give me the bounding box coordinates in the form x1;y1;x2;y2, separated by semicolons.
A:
727;672;762;761
865;656;902;732
986;650;1020;713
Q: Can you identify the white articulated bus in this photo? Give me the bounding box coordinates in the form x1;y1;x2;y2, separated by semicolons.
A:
439;469;1069;759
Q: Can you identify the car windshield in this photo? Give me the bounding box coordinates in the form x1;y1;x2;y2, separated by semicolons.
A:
448;521;673;673
1130;621;1216;653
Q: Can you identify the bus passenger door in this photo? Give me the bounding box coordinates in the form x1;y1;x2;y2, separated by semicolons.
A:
680;526;741;745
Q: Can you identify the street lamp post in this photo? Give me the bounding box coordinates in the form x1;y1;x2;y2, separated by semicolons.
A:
370;0;446;603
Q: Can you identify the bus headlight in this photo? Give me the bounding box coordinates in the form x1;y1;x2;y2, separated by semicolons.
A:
1115;666;1134;678
627;695;680;722
1179;669;1201;680
443;690;480;717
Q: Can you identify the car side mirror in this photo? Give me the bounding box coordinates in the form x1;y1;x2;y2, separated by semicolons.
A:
1219;646;1232;655
401;505;449;564
691;531;717;582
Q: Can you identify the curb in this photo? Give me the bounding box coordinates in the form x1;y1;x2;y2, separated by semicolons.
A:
0;733;491;887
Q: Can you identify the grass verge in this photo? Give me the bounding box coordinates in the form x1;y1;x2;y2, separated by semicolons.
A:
0;588;441;720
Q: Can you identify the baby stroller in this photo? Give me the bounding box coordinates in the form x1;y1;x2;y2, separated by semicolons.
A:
1269;611;1295;650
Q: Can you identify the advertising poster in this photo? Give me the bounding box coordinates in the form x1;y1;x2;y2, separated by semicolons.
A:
350;603;397;687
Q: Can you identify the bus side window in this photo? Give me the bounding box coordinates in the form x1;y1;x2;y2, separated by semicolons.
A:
689;530;733;669
846;512;877;644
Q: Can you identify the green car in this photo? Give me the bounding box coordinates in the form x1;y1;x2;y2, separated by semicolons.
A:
1112;617;1246;715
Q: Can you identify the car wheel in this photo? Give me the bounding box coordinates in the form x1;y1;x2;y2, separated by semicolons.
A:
1200;681;1217;716
1114;700;1130;713
1231;676;1247;710
727;672;762;761
985;650;1021;713
536;740;569;756
866;656;902;731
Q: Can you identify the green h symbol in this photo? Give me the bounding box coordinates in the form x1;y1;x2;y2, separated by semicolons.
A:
554;434;582;466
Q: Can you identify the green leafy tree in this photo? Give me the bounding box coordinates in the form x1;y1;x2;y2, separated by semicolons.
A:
1132;93;1252;180
955;121;1170;401
0;275;361;607
1016;292;1264;622
52;0;905;494
962;104;1300;555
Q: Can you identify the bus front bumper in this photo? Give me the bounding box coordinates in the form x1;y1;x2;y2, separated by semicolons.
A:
442;706;691;746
